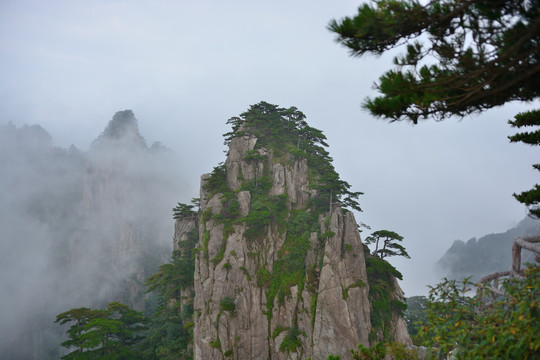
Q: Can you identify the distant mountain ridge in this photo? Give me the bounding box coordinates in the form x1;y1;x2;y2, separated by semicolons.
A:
437;217;540;281
0;111;184;359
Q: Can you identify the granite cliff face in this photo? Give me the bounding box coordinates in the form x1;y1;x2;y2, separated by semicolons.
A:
173;103;411;359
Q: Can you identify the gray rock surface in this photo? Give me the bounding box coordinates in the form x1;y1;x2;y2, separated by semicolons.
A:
189;133;410;359
311;211;371;359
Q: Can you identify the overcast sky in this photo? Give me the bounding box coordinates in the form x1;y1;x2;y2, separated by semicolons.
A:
1;0;538;295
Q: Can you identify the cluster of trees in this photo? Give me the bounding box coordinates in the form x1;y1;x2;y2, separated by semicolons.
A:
56;196;200;360
223;101;363;213
138;223;199;359
418;265;540;359
55;303;146;360
57;229;198;360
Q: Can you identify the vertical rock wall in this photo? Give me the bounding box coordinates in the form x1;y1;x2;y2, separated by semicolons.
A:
311;210;371;358
191;134;375;359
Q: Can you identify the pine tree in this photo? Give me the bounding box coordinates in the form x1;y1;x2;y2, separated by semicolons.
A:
329;0;540;216
56;303;145;360
329;0;540;123
509;109;540;217
365;230;410;259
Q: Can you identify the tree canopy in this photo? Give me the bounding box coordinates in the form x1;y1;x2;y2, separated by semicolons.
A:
55;302;146;360
223;101;363;213
172;198;199;220
365;230;410;259
329;0;540;123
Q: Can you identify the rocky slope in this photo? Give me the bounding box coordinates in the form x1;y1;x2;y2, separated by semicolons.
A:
174;102;411;359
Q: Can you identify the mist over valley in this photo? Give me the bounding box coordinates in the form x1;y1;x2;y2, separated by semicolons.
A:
0;112;187;358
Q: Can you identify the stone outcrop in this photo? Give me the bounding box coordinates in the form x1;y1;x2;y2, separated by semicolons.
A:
172;104;412;359
182;133;380;360
312;210;372;358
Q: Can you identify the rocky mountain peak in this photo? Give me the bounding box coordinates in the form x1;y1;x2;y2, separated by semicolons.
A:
173;102;411;359
91;110;147;150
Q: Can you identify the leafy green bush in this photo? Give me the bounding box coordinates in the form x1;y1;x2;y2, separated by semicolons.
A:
209;338;221;350
419;264;540;359
220;192;240;221
201;208;213;222
244;194;288;240
326;341;432;360
220;297;236;312
279;326;303;353
350;342;386;360
265;209;320;312
202;229;210;263
342;279;366;300
240;176;273;198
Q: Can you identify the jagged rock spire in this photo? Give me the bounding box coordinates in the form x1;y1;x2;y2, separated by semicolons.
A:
91;110;147;149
